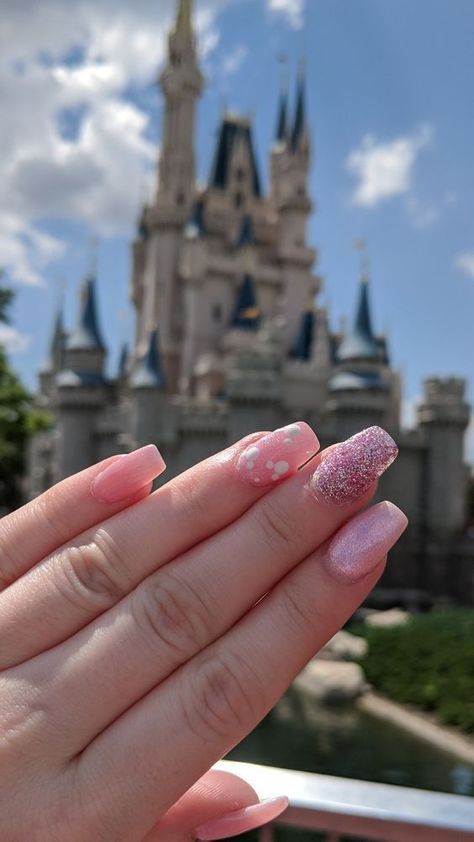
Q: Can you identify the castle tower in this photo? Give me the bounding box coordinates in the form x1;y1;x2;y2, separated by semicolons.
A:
270;67;319;350
328;274;397;440
131;329;176;449
54;275;108;480
158;0;203;206
418;377;470;536
132;0;204;390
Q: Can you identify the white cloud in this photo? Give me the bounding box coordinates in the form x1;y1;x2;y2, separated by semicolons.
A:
455;252;474;280
222;44;248;76
0;324;31;353
0;0;225;286
346;125;433;208
267;0;305;29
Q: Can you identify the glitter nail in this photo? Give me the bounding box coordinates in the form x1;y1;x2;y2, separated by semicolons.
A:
311;426;398;505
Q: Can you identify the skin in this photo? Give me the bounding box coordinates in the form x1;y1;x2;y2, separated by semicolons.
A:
0;432;399;841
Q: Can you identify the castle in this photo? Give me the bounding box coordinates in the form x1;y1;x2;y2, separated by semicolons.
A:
29;0;473;605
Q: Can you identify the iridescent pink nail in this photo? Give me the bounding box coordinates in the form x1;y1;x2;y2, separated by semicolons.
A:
324;501;408;583
311;426;398;505
90;445;166;503
194;796;289;840
236;422;319;487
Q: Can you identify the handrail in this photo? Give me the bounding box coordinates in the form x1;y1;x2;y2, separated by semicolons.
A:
217;760;474;841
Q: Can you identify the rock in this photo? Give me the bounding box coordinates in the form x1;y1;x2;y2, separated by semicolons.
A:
318;629;368;662
294;660;367;704
365;608;411;628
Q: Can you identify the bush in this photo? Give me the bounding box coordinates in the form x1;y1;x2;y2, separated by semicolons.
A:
353;611;474;733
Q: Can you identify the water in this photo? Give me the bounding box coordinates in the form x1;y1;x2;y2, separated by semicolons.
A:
228;685;474;796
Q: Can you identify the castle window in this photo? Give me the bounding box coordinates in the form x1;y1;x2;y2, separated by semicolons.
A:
234;192;243;209
235;167;245;182
212;303;222;323
177;192;185;206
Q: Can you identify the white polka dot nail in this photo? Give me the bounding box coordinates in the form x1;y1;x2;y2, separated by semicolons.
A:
236;422;320;487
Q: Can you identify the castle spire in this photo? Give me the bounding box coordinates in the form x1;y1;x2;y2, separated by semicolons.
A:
67;274;105;352
132;329;166;388
175;0;192;39
291;61;307;151
337;275;379;362
41;304;66;374
158;0;203;204
276;85;288;142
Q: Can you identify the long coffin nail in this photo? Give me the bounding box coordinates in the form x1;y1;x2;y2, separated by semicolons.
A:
324;501;408;583
236;422;319;487
311;426;398;505
90;445;166;503
194;796;289;840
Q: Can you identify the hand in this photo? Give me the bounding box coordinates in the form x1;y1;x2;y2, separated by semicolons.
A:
0;424;406;841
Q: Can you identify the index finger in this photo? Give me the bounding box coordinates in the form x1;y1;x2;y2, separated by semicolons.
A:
0;445;166;591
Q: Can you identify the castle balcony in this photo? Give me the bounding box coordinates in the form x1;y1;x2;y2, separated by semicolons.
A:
218;760;474;841
278;243;316;268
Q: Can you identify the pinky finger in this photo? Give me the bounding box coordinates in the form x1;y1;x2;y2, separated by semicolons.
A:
144;769;286;841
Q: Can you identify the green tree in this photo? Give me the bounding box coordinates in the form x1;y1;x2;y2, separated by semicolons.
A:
0;278;50;512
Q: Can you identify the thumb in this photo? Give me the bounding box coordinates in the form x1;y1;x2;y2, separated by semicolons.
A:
145;769;287;841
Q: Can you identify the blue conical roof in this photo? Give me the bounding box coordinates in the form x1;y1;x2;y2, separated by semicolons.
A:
67;275;106;352
230;273;260;330
118;342;129;378
210;116;262;197
291;71;306;151
337;278;380;361
276;89;288;142
41;305;66;372
131;330;166;388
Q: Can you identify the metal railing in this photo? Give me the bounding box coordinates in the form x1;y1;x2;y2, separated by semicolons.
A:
217;760;474;841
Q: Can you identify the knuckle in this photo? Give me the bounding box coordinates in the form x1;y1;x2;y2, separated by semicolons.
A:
58;530;131;608
280;578;317;636
256;498;301;556
183;650;263;742
133;569;211;660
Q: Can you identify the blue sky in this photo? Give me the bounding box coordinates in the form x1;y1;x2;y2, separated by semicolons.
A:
0;0;473;457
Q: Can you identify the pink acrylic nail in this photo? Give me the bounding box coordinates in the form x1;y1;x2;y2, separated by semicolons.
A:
90;445;166;503
236;422;319;487
194;796;289;840
324;501;408;583
311;426;398;505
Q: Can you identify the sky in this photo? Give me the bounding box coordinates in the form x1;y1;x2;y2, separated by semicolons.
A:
0;0;473;459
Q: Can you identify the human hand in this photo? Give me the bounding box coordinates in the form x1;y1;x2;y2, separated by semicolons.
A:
0;424;406;840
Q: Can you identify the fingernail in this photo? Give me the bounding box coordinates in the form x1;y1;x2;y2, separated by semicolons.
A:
194;796;289;840
236;422;319;487
90;445;166;503
324;501;408;583
311;426;398;505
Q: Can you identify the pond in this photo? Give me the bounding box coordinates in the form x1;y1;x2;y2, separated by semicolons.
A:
228;685;474;797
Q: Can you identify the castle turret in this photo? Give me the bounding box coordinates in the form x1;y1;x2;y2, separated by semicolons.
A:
328;274;398;440
158;0;203;208
54;275;108;480
39;305;66;401
135;0;204;391
418;377;470;536
270;67;319;352
131;329;175;449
